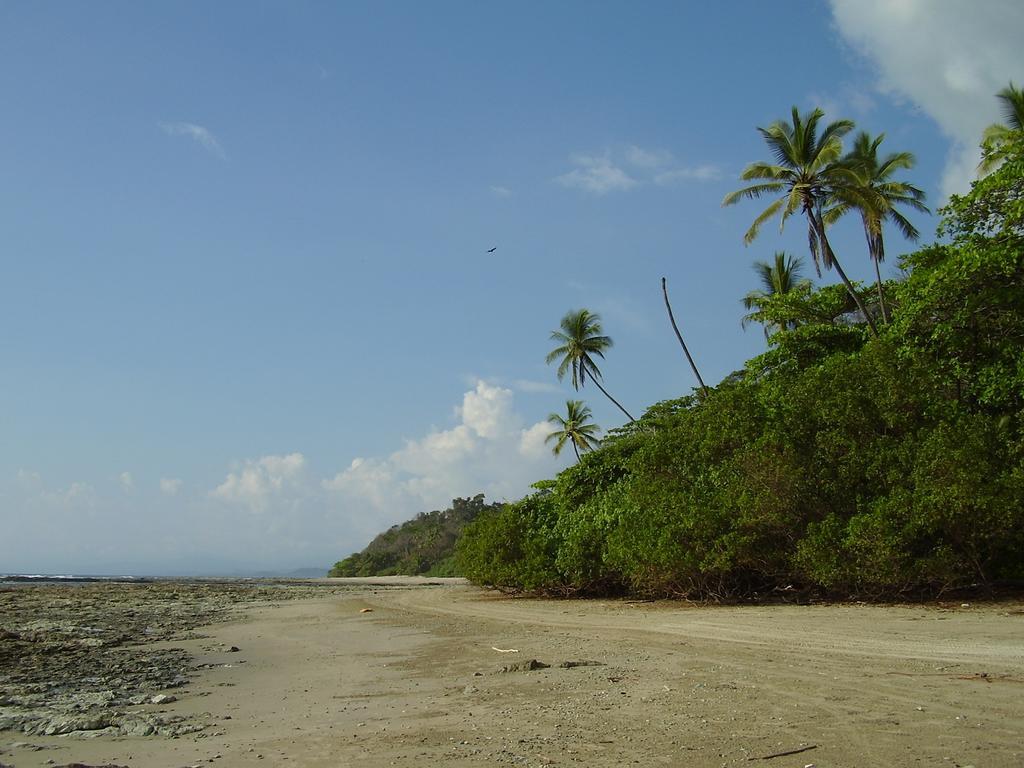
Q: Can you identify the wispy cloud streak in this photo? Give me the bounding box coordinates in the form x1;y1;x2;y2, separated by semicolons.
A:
555;153;638;195
556;145;721;194
160;121;227;159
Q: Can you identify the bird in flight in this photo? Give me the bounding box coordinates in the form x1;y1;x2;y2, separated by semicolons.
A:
487;247;497;253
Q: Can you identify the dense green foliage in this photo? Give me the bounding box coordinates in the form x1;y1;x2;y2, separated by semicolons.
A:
456;133;1024;599
329;495;499;577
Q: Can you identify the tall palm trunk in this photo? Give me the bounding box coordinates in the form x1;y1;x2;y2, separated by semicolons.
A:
861;214;890;324
871;242;890;325
808;203;879;338
586;373;635;423
662;277;709;395
572;441;581;462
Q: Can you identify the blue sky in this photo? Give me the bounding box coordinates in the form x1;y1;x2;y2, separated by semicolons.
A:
2;1;1021;575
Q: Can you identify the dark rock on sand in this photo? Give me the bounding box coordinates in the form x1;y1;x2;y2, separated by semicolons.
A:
500;659;550;673
0;581;352;739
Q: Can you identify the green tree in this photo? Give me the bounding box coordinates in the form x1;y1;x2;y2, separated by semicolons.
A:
830;132;928;323
894;131;1024;416
546;400;601;461
742;251;812;337
458;131;1024;601
979;82;1024;176
722;106;879;336
546;309;636;422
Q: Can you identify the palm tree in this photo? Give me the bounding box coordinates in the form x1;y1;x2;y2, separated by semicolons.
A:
722;106;879;337
546;309;636;422
979;82;1024;175
831;132;928;323
545;400;601;461
741;252;812;337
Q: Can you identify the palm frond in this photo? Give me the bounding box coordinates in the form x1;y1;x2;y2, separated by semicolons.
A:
821;201;851;226
885;208;920;243
743;197;785;244
996;82;1024;130
556;355;571;383
545;344;568;365
738;162;791;181
876;150;916;177
722;182;785;206
759;116;798;168
816;117;855;154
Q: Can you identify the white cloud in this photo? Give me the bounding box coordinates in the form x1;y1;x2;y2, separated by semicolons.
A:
557;146;723;194
119;472;134;491
6;383;578;574
829;0;1024;198
212;452;306;511
323;459;385;501
16;469;42;488
490;185;513;197
324;458;411;516
40;481;97;508
654;165;722;185
458;380;519;439
518;421;551;460
555;153;638;194
159;121;227;159
12;471;95;509
0;385;569;574
391;425;477;478
324;380;560;521
511;378;562;394
625;145;673;169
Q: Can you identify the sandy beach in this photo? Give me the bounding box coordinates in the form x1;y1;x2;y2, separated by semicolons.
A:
2;579;1023;768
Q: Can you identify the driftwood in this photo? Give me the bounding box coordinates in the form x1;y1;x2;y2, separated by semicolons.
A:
747;744;818;761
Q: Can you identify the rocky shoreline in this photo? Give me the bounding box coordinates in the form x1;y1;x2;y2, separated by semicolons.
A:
0;581;345;742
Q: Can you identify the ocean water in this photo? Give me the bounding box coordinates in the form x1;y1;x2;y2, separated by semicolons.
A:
0;574;152;586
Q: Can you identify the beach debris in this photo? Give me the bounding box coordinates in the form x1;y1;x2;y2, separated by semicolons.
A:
150;694;177;705
746;744;818;761
499;659;550;673
558;660;602;668
359;608;374;613
491;647;519;653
